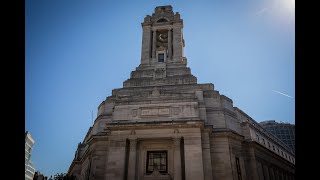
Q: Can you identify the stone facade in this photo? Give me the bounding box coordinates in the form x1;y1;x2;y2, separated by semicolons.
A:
68;5;295;180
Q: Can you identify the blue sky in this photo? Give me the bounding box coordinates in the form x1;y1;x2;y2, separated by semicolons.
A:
25;0;294;177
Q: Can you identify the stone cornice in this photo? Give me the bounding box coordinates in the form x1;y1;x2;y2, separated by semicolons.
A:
72;144;91;165
67;160;80;174
220;95;233;103
234;107;253;120
82;127;93;143
86;135;109;144
241;121;295;156
112;83;214;96
211;128;245;141
206;107;237;118
105;120;204;131
95;113;112;121
244;140;295;167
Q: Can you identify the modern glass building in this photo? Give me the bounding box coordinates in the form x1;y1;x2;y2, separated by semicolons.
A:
259;120;295;153
25;131;36;180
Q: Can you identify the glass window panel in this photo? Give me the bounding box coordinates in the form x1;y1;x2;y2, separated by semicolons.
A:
158;53;164;62
146;151;167;174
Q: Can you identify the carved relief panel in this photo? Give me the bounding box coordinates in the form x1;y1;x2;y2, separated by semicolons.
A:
112;102;199;121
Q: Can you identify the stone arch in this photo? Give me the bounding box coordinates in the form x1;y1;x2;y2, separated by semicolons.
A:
156;17;169;23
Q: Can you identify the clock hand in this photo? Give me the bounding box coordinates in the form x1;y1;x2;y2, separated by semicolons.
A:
159;34;163;40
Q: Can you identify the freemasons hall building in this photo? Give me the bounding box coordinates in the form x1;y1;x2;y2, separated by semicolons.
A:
68;6;295;180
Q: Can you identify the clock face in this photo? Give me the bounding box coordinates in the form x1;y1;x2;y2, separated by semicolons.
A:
157;31;168;43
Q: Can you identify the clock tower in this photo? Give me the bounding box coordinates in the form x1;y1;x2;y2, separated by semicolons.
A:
141;5;185;66
124;5;196;87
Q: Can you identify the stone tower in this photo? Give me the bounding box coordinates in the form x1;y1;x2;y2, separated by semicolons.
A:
124;5;196;88
68;6;295;180
140;6;185;65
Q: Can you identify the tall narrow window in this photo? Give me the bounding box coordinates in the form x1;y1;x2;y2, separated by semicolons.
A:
158;53;164;62
146;151;167;174
236;157;242;180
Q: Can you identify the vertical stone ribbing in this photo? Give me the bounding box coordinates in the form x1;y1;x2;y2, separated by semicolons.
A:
168;29;172;61
105;140;127;180
172;23;183;62
173;137;182;180
152;30;157;63
184;136;204;180
127;139;137;180
141;25;151;65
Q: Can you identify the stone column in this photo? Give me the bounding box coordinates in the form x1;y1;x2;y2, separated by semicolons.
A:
128;139;137;180
184;136;204;180
172;23;183;62
280;170;284;180
274;169;279;180
263;164;270;180
257;162;264;180
105;139;127;180
168;29;172;60
141;25;151;65
152;30;157;61
247;146;259;180
173;137;182;180
201;132;213;180
269;167;275;180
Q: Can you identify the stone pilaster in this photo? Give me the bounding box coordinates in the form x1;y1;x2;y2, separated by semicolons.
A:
269;167;275;180
274;169;279;180
141;25;151;65
184;136;204;180
152;30;157;63
168;29;172;61
105;139;127;180
173;137;182;180
279;170;284;180
128;139;137;180
263;164;270;180
257;162;264;180
201;132;213;180
247;146;260;180
172;23;183;62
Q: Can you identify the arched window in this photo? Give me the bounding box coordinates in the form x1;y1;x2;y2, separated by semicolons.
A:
157;18;168;23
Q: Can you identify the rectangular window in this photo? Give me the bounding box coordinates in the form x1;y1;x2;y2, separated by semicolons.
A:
146;151;167;174
158;53;164;62
235;157;242;180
